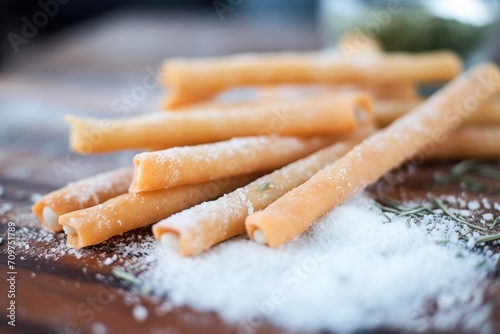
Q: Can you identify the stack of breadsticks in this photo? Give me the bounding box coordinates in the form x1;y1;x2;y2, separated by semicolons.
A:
33;38;500;255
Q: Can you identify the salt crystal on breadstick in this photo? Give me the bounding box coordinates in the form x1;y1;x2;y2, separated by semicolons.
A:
152;127;373;256
245;63;500;248
130;136;342;193
66;94;372;154
162;51;461;107
59;173;259;249
32;168;133;232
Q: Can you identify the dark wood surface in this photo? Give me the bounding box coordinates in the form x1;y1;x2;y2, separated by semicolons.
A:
0;9;499;334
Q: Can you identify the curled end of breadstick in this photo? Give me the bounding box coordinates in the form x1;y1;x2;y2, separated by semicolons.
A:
353;95;374;126
43;206;60;230
159;232;180;252
63;224;77;236
246;209;297;248
59;215;83;249
65;114;102;154
32;200;63;233
252;229;268;245
246;213;270;246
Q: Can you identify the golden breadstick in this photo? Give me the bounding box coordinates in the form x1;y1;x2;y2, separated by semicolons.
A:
162;51;460;107
32;168;133;232
430;126;500;159
375;98;500;126
165;83;417;111
130;136;338;193
59;174;259;249
245;63;500;247
374;99;423;126
367;84;419;100
152;128;373;256
66;94;372;154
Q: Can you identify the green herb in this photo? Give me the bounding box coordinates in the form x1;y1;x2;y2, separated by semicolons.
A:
449;159;479;176
378;205;401;215
489;217;500;230
376;198;430;228
396;205;428;217
376;195;499;250
381;211;392;224
379;197;408;211
458;175;486;192
112;267;142;286
429;195;487;232
477;167;500;181
474;233;500;244
475;259;488;269
258;181;271;191
375;8;493;57
112;265;153;294
434;160;500;192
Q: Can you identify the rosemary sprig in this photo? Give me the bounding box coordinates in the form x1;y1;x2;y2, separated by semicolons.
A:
112;267;142;285
458;175;486;192
376;198;428;227
436;160;478;185
112;266;153;294
378;205;401;214
475;259;488;269
477;167;500;181
381;211;392;224
377;194;497;249
396;205;429;217
434;159;500;191
429;195;488;232
258;181;270;191
429;195;466;223
474;233;500;244
379;197;408;211
490;217;500;230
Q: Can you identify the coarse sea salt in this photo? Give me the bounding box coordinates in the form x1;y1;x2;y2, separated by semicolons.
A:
90;322;107;334
134;193;498;333
482;213;493;221
468;201;480;210
132;305;148;322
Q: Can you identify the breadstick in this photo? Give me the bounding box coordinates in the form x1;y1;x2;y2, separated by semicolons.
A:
66;94;372;153
59;174;259;249
162;51;461;107
32;168;133;232
245;63;500;248
152;128;373;256
430;126;500;159
130;136;338;193
375;98;500;126
165;83;417;111
374;99;423;126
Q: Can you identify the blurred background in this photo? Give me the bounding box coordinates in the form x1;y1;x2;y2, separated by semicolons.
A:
0;0;499;115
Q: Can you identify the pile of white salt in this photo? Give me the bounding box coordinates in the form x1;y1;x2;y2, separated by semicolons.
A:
133;194;498;333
